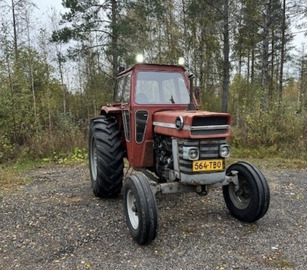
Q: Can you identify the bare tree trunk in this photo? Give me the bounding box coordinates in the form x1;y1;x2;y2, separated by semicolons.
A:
298;47;306;113
11;0;18;61
49;9;66;114
5;44;17;142
39;30;52;133
269;26;275;104
247;49;250;83
251;47;255;84
222;0;230;113
25;10;37;128
279;0;286;102
57;53;66;114
111;0;119;100
261;0;271;111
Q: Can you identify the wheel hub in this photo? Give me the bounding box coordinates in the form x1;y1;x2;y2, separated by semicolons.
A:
90;138;98;181
229;180;251;210
127;190;139;229
132;203;138;213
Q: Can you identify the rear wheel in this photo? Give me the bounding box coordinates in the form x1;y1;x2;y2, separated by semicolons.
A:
89;116;124;198
124;173;158;245
223;162;270;222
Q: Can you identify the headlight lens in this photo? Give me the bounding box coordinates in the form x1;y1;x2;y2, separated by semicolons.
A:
219;144;230;157
183;147;199;160
189;148;199;160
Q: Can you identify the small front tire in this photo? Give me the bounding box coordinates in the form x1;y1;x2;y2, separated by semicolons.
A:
223;162;270;222
123;173;158;245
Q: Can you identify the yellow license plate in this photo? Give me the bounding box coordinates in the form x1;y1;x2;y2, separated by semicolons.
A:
192;159;224;172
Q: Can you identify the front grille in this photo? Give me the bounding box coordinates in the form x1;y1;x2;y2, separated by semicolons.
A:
192;116;228;126
190;116;229;136
178;138;226;174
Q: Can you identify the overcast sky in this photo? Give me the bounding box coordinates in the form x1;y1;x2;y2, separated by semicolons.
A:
35;0;64;14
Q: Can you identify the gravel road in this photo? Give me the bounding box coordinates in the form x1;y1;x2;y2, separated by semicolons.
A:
0;163;306;269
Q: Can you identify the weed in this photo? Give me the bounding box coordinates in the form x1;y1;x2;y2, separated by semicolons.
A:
0;166;30;191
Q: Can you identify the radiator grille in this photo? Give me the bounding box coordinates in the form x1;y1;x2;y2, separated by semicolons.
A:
190;116;229;136
178;139;226;174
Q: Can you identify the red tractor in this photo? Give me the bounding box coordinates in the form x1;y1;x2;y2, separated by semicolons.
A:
88;63;270;245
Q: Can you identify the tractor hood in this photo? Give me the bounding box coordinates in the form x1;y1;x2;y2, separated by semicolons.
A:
153;110;231;139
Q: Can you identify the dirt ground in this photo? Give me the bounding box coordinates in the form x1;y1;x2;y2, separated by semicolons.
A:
0;163;306;269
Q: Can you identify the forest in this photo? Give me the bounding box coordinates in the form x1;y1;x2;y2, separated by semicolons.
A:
0;0;307;165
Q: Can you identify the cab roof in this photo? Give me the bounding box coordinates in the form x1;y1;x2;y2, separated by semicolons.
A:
117;63;187;78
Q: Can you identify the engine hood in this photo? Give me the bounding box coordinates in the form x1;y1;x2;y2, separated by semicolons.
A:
153;110;231;139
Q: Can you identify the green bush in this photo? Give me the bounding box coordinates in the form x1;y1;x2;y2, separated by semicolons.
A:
0;135;18;163
0;112;88;164
229;104;307;160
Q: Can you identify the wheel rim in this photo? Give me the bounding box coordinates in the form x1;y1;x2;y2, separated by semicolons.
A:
90;138;97;181
126;189;139;229
228;178;250;210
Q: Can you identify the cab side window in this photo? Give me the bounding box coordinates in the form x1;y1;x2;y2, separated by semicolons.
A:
116;74;131;103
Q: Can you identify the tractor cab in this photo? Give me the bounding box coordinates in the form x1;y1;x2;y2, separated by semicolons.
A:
112;64;194;168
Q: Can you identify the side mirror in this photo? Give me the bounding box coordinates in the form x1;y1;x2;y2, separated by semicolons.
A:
188;74;195;110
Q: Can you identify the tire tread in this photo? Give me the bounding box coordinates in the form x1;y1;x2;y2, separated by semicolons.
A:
223;161;270;222
89;116;124;198
124;173;158;245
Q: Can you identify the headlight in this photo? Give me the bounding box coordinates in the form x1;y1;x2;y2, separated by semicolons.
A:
219;144;230;157
183;147;199;160
189;148;199;160
175;116;184;130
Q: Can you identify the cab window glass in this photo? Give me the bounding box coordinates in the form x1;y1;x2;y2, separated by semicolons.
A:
135;80;159;103
135;71;189;104
116;73;131;103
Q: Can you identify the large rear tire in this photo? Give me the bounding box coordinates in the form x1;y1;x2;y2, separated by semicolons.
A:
223;161;270;222
123;173;158;245
89;116;124;198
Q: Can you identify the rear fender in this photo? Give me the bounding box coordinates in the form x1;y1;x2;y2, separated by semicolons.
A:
100;105;126;152
100;105;122;116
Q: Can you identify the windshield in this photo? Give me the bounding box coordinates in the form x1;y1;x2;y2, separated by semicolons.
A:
135;71;190;104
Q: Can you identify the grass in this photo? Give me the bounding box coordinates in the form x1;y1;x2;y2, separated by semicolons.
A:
0;159;45;191
0;166;30;191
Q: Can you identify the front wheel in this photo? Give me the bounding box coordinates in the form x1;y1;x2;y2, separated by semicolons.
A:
123;173;158;245
223;161;270;223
